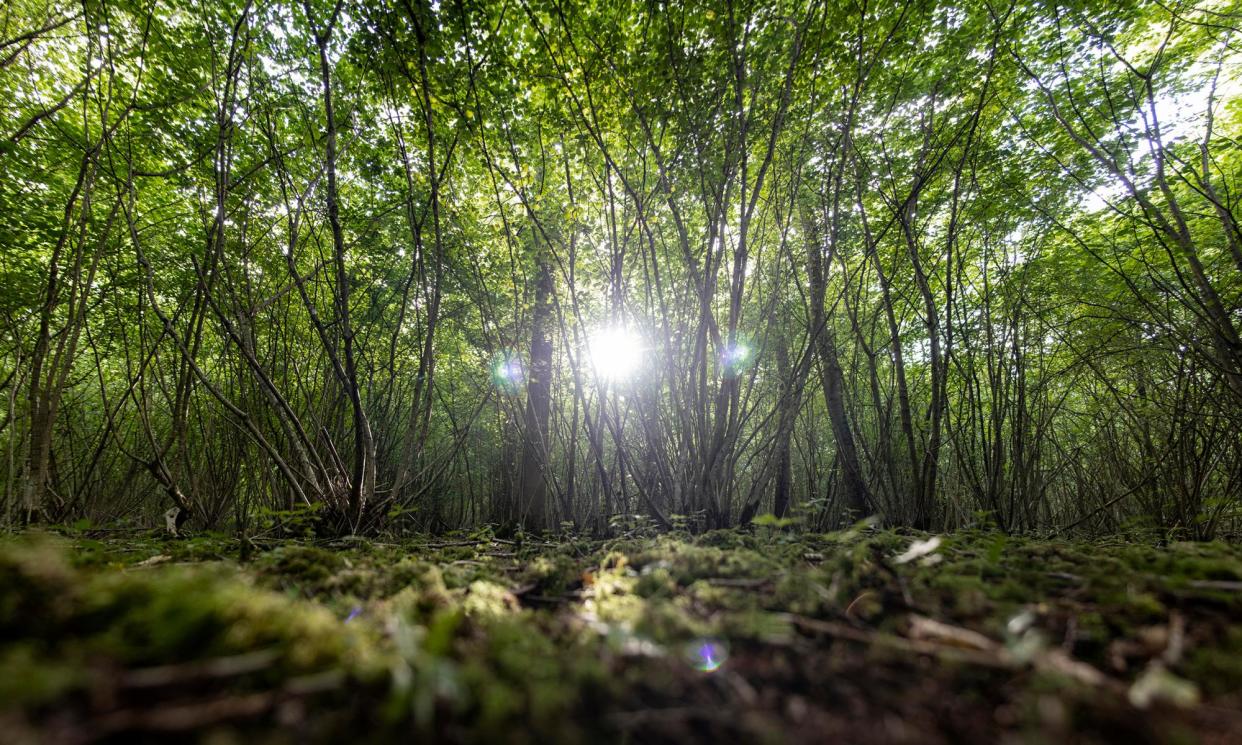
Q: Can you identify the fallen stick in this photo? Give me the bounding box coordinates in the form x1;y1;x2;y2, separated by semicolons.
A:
80;670;345;742
120;649;282;689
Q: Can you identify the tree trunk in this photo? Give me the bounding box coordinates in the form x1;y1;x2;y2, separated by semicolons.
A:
312;14;376;530
806;235;871;521
516;254;554;531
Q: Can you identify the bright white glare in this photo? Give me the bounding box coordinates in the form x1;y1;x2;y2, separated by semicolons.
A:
720;339;755;377
587;326;644;383
721;342;750;367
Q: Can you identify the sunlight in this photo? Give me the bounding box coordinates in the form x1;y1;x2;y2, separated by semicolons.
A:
587;325;644;383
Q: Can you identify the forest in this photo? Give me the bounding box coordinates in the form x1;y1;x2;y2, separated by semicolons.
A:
2;0;1242;741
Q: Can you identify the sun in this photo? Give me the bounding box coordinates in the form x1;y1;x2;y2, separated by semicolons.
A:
587;325;644;383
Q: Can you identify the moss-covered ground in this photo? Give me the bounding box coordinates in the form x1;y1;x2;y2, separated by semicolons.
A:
2;526;1242;743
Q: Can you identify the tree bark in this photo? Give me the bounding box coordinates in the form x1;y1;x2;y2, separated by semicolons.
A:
516;254;554;531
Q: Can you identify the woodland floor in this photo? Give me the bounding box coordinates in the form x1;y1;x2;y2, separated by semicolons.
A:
2;526;1242;744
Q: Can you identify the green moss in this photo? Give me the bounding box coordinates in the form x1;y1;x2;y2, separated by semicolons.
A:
0;644;84;707
1097;587;1166;619
388;557;448;595
722;609;794;643
1185;625;1242;696
454;616;607;744
628;539;776;585
772;570;835;616
463;580;520;618
0;535;79;637
634;596;711;641
523;554;581;595
924;572;991;616
256;545;346;594
633;565;677;598
379;564;454;623
4;529;1242;743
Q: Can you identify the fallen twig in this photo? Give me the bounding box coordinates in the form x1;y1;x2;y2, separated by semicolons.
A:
120;649;282;689
82;670;345;742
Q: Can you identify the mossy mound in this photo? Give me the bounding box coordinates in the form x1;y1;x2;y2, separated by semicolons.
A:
2;528;1241;743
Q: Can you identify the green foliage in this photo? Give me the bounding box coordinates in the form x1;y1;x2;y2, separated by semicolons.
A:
751;513;798;529
0;0;1240;544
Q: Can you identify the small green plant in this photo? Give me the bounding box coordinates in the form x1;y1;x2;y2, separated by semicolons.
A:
255;502;324;538
751;512;799;539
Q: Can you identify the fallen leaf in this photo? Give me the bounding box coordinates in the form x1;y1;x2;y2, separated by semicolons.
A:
894;536;942;565
1128;662;1200;708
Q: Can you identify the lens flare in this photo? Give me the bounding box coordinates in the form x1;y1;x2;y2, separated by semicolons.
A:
587;325;644;383
720;340;752;374
491;353;526;393
718;335;756;377
685;638;728;673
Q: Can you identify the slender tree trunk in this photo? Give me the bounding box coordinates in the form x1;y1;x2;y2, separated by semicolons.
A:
516;254;554;531
806;234;871;520
310;10;376;529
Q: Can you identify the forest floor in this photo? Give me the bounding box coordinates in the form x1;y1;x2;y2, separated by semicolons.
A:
2;526;1242;744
